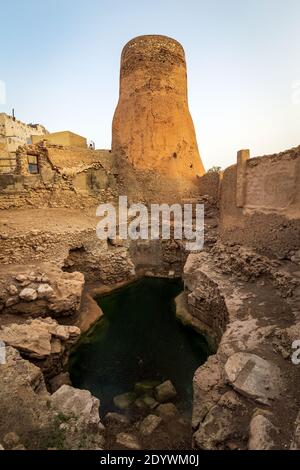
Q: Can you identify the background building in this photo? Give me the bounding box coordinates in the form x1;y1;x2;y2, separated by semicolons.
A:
0;113;48;173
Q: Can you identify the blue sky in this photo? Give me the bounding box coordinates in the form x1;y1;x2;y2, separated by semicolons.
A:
0;0;299;169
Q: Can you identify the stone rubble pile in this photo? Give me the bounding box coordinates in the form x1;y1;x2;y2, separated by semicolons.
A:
0;317;80;360
0;266;84;316
210;241;299;297
104;379;191;450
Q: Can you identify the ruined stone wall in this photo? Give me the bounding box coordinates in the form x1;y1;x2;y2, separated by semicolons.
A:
245;150;300;212
197;171;220;201
112;35;205;190
220;146;300;257
0;140;204;209
0;144;118;209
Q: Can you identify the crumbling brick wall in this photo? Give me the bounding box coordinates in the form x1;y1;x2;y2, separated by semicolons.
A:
0;143;118;209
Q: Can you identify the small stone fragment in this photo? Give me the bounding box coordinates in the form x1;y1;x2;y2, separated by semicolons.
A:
19;287;38;302
37;283;54;299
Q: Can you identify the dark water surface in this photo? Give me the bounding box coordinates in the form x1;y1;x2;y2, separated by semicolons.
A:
69;278;210;415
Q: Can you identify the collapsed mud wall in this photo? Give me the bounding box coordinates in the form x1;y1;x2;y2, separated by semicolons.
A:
220;146;300;257
197;171;220;201
0;113;47;155
0;144;118;209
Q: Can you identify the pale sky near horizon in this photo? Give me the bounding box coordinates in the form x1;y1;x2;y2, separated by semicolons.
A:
0;0;299;170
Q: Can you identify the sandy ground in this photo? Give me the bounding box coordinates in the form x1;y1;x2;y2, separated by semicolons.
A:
0;208;98;235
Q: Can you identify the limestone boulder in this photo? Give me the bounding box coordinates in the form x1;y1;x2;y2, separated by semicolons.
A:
1;346;47;394
225;352;282;405
19;287;38;301
193;404;245;450
0;322;51;358
192;355;225;428
0;317;80;360
48;271;84;315
50;384;103;432
0;347;104;449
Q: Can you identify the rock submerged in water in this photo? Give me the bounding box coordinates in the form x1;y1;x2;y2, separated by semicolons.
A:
115;432;141;450
154;380;177;403
113;392;137;410
134;379;160;396
113;380;177;413
140;394;159;410
157;403;179;419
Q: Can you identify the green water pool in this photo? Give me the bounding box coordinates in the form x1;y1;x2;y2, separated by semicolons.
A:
69;277;210;415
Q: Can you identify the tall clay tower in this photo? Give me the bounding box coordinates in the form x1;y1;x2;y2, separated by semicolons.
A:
112;35;205;181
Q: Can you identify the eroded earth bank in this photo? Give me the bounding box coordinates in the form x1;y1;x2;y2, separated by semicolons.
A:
0;170;299;450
